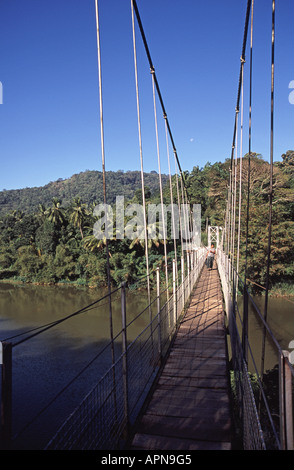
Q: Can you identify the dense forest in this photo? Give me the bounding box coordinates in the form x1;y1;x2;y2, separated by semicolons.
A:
0;151;293;294
0;170;169;217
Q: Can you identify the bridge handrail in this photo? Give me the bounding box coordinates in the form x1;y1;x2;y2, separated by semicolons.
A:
217;247;294;450
43;248;206;450
218;248;294;374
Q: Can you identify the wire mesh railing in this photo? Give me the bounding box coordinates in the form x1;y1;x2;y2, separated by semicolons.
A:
0;284;128;450
41;248;206;450
217;248;294;450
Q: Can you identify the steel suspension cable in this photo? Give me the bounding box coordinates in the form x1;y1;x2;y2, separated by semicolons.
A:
223;0;252;294
174;156;184;260
244;1;254;284
226;0;251;260
151;69;169;296
131;0;195;274
236;59;245;286
131;0;189;199
231;110;239;273
184;187;193;253
229;0;252;171
179;167;189;255
131;0;151;317
261;0;275;382
95;0;116;371
224;174;231;255
243;0;254;363
165;116;178;288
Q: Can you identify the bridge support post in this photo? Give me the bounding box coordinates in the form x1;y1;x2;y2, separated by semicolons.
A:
121;283;129;438
279;351;294;450
0;341;12;449
186;252;190;297
232;269;236;318
173;259;177;324
181;256;185;310
242;289;249;365
156;268;162;362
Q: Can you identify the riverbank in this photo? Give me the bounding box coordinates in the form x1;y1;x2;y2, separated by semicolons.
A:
1;276;293;298
0;277;104;289
259;283;294;298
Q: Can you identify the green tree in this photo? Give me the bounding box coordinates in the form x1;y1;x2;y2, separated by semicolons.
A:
53;245;76;280
14;246;43;282
35;219;58;255
69;197;89;239
82;234;109;252
76;252;107;286
46;198;65;227
37;203;47;222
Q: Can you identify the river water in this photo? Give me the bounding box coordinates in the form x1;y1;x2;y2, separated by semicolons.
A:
245;294;294;375
0;282;293;449
0;281;153;449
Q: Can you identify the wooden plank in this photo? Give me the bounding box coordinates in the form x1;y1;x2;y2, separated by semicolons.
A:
129;264;232;450
162;366;227;380
164;359;227;369
157;375;228;390
150;387;231;407
170;347;227;359
152;386;231;406
131;433;231;451
145;398;231;418
136;414;231;443
167;352;227;363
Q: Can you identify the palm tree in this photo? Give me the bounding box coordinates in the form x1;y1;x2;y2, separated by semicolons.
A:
37;204;47;222
69;197;89;239
11;209;24;222
83;207;115;253
82;234;110;253
46;198;65;227
128;219;164;250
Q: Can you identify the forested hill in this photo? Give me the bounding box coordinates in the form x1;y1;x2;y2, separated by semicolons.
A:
0;152;293;292
0;170;169;217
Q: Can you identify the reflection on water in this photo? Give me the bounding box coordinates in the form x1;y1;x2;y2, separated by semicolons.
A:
0;282;152;342
0;282;153;449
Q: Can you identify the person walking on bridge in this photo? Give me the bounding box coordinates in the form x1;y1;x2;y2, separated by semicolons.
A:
206;243;216;270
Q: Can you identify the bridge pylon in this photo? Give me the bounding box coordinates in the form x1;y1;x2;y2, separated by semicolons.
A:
208;225;223;248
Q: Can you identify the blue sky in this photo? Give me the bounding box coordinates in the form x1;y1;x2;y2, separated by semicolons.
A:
0;0;293;191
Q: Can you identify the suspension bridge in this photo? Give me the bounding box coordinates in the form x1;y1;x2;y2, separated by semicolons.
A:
1;0;293;452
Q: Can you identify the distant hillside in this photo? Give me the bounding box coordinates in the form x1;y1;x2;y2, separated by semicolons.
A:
0;170;169;216
0;154;293;292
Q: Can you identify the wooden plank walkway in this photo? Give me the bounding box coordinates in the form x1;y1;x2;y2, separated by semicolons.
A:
130;262;232;450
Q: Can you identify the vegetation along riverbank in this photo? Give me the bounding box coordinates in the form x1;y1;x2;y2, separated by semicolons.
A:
0;152;293;295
